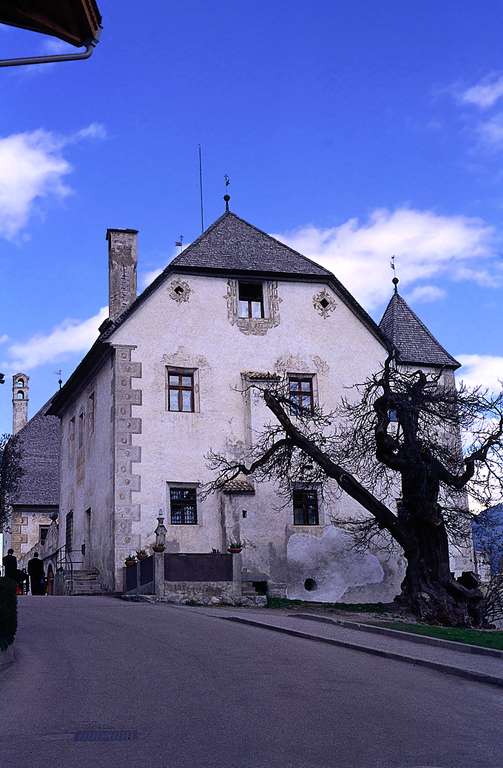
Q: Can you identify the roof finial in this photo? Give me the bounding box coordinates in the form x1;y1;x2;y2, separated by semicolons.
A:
390;255;399;294
224;174;230;212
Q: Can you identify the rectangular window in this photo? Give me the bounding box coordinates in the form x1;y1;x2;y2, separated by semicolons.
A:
69;416;75;446
293;489;319;526
238;282;264;319
170;487;197;525
39;525;50;545
167;369;195;412
65;511;73;551
78;411;84;448
88;392;95;434
288;376;314;415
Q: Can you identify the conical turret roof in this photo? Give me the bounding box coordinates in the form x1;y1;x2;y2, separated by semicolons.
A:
379;291;460;369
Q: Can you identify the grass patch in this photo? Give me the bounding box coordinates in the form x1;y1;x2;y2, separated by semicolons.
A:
380;622;503;651
266;596;394;614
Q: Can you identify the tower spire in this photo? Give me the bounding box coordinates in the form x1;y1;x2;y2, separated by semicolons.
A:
390;255;399;294
224;174;230;212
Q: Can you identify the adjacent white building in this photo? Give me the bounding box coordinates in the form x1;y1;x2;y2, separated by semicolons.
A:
47;210;473;600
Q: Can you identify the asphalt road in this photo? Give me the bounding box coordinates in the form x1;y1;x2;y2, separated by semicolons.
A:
1;597;502;768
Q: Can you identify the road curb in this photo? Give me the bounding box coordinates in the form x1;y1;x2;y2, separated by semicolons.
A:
223;616;503;690
291;613;503;659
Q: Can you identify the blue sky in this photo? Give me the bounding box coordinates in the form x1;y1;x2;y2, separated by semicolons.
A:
1;0;503;432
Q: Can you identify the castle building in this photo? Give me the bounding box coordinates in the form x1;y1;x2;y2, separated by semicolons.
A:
4;375;60;563
46;210;473;599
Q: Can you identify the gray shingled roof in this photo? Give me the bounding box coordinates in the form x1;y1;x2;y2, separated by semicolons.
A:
170;211;331;276
50;211;391;415
379;292;460;369
10;399;60;506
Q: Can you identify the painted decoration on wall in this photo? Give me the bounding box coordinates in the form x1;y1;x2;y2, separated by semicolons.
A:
313;288;337;318
168;279;192;303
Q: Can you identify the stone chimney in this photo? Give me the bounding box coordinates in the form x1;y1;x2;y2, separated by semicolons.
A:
12;373;29;435
106;228;138;321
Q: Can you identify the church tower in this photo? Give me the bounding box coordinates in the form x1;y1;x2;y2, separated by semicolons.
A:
12;373;29;435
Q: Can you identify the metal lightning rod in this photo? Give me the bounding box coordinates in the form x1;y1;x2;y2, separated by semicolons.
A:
198;144;204;233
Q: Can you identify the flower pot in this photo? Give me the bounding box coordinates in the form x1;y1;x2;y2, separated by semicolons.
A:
152;544;165;553
227;547;242;554
125;559;137;568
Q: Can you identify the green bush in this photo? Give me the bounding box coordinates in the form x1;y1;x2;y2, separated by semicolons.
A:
0;576;17;651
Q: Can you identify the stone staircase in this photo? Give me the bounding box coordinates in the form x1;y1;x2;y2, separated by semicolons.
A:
65;569;106;596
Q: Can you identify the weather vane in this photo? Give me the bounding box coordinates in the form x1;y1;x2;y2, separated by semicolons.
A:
390;255;399;293
175;235;184;254
224;174;231;212
55;369;63;390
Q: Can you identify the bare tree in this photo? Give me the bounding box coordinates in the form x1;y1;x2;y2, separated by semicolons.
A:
0;433;23;534
473;507;503;625
206;355;503;627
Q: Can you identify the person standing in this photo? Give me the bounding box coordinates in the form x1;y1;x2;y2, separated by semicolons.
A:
2;548;17;581
27;552;44;595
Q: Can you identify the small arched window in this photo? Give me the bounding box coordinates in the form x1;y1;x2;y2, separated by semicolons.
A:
16;379;24;387
16;391;24;400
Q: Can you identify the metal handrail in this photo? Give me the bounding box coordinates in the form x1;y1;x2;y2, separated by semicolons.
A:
55;545;78;595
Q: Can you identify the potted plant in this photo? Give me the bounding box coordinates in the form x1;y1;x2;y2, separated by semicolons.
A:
227;540;243;554
124;554;137;567
136;549;148;561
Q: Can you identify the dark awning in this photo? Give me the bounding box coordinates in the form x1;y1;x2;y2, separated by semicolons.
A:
0;0;102;48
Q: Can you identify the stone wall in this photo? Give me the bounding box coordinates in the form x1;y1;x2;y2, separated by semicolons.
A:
111;346;142;588
161;580;241;605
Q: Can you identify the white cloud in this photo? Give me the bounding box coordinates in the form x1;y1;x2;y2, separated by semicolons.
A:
141;268;163;289
73;123;108;142
456;355;503;392
41;38;73;55
273;208;497;309
0;123;106;240
478;112;503;148
140;244;187;289
0;334;8;344
406;285;446;303
460;74;503;109
0;307;107;372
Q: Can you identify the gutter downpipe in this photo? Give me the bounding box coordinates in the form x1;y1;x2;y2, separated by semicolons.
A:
0;28;101;68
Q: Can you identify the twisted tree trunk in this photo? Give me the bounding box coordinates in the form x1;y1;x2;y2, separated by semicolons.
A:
397;497;483;626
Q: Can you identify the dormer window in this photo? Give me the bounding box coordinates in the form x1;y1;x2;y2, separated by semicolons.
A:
225;279;281;335
238;282;264;319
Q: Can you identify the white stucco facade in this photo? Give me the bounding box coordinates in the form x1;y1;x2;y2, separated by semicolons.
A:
54;266;411;600
51;215;473;600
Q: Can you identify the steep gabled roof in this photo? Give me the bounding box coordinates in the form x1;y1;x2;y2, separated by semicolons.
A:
170;211;331;276
10;397;60;506
379;292;460;369
50;210;391;415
